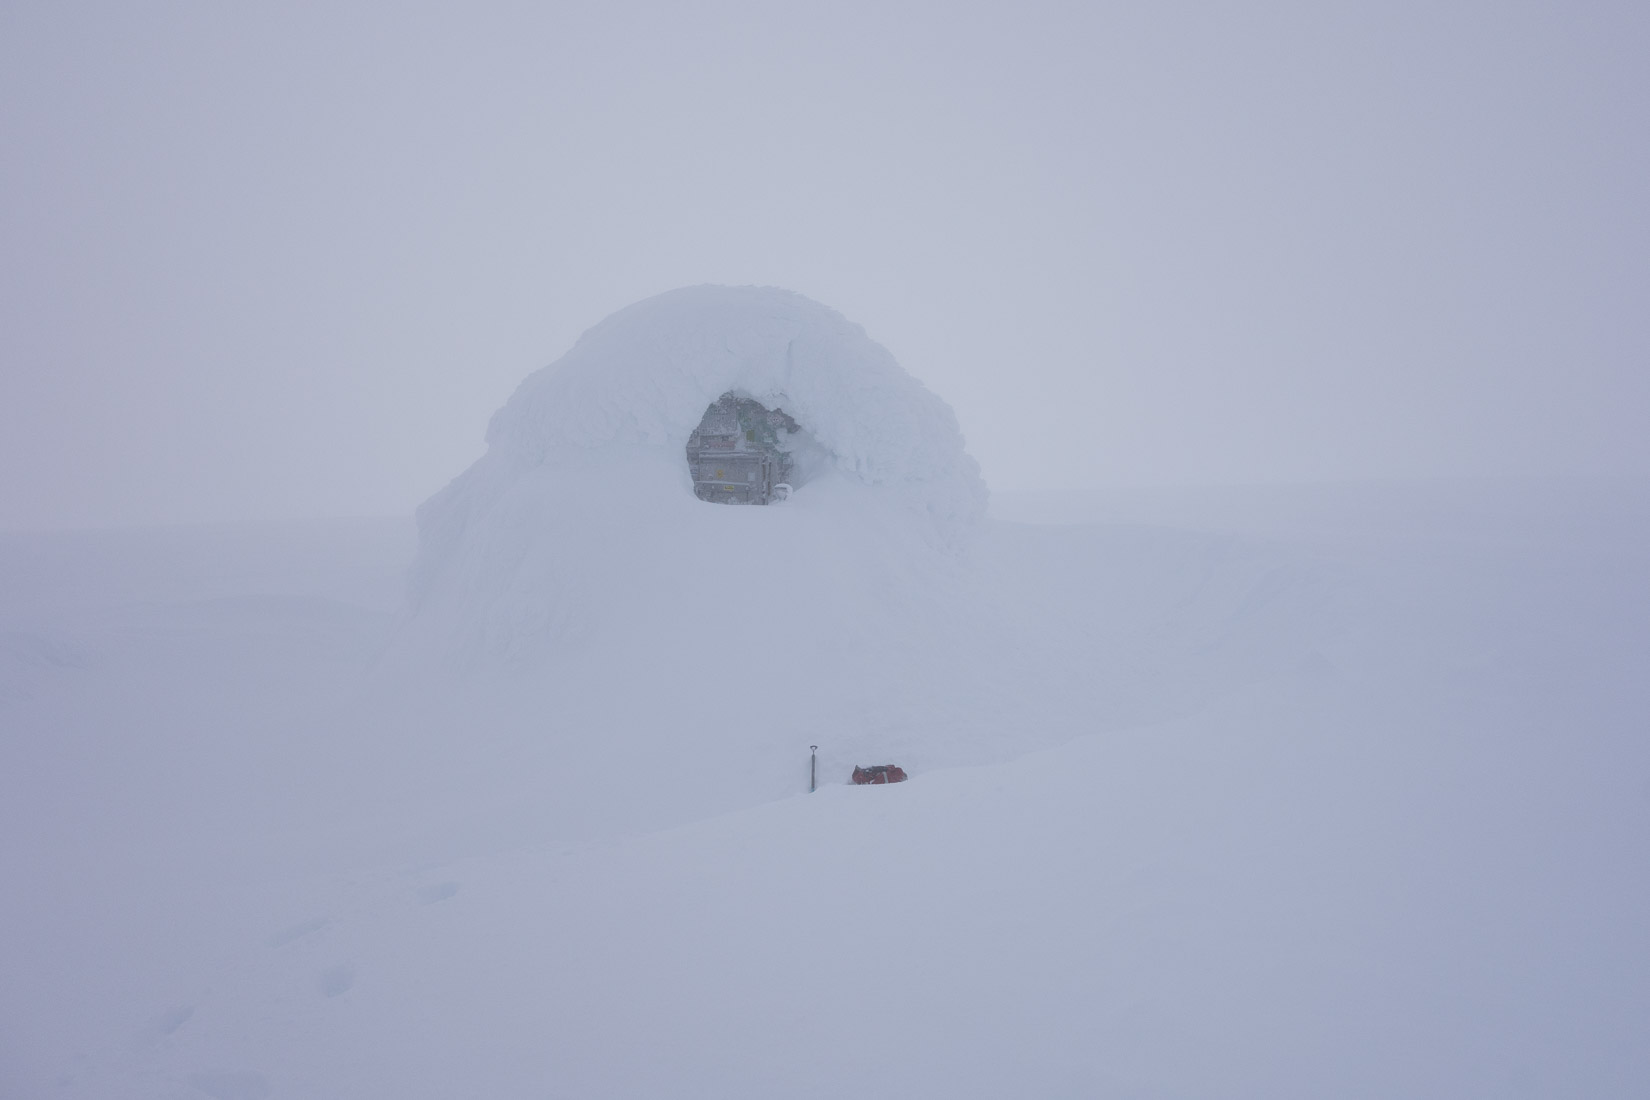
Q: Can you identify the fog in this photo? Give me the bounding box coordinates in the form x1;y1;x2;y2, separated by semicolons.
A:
3;0;1646;530
5;10;1650;1092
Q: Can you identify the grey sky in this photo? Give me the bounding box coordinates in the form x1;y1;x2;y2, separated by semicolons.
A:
3;0;1646;530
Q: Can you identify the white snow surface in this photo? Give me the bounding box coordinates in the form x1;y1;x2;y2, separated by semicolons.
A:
2;295;1647;1099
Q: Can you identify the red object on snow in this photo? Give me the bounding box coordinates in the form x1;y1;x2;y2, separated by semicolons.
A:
852;764;908;785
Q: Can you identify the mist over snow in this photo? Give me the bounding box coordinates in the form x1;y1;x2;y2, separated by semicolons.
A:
2;289;1648;1098
5;1;1647;1092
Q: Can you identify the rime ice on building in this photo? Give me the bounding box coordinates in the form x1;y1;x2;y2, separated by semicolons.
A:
686;393;799;505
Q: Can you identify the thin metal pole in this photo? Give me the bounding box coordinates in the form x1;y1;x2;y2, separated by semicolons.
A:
810;745;818;793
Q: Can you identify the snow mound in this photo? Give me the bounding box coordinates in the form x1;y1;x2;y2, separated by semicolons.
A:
483;285;982;515
403;286;985;662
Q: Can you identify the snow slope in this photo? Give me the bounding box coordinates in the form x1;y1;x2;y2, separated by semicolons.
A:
1;288;1646;1096
3;483;1647;1097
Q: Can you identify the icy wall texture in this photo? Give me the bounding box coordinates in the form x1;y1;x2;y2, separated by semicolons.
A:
404;286;985;661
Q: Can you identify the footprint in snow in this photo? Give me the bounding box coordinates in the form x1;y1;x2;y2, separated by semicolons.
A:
265;916;328;948
188;1069;269;1100
319;964;354;998
417;881;460;905
147;1004;194;1040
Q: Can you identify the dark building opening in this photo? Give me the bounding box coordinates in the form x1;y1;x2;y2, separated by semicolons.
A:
686;394;801;505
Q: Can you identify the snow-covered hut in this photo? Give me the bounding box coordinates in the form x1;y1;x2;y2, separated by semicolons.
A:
403;284;985;661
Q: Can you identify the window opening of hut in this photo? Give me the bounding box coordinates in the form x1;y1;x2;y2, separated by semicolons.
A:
686;393;809;505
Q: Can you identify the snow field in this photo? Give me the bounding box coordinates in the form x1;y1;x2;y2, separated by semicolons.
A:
2;480;1645;1097
1;282;1645;1095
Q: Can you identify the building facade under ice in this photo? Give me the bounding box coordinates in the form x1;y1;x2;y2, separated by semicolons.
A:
686;394;798;505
